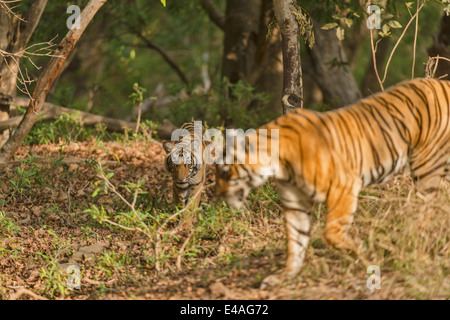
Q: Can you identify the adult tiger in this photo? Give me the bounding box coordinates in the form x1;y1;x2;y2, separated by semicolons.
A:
215;78;450;287
163;121;207;226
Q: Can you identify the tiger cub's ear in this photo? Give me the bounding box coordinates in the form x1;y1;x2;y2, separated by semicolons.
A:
163;140;174;154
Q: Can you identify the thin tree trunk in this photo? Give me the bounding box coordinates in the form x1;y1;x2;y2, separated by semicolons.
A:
0;0;107;163
273;0;303;114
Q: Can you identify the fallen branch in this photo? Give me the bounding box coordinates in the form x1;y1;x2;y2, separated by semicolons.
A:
7;97;136;132
1;97;168;144
9;287;48;300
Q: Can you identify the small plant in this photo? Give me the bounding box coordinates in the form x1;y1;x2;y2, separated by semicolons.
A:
37;252;71;298
128;83;147;135
24;112;114;145
7;155;51;199
0;211;21;235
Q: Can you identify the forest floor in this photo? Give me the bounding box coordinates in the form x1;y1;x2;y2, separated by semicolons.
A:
0;138;449;300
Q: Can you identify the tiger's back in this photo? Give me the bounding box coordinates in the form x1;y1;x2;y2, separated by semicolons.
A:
215;78;450;287
269;78;450;199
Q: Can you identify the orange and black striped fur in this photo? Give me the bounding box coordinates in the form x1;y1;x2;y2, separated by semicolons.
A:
163;121;207;220
215;78;450;286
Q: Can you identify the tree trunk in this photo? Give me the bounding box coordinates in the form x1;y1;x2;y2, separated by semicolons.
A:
273;0;303;114
0;0;48;146
427;12;450;80
249;0;283;114
220;0;284;122
221;0;261;86
304;20;362;108
0;0;107;163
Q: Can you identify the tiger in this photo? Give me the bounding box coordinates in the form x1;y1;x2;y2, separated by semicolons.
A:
163;121;207;226
215;78;450;287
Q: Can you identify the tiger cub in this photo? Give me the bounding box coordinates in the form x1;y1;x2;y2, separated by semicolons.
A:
163;121;207;226
215;78;450;287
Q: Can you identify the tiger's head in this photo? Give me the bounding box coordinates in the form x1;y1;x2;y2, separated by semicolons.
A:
215;163;269;210
163;139;204;205
214;129;278;209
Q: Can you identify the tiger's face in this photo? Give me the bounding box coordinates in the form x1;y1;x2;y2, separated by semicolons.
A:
163;141;203;205
215;163;268;209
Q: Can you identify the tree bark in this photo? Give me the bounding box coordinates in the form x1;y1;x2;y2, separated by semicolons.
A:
0;0;107;163
221;0;260;86
0;0;48;145
304;20;362;108
219;0;284;121
273;0;303;114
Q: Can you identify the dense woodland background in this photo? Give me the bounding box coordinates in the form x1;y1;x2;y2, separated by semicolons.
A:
2;0;450;131
0;0;449;300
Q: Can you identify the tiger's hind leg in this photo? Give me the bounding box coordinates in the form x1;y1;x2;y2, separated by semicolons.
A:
323;182;360;250
410;148;449;197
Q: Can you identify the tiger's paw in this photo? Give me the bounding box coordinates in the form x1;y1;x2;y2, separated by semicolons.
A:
259;269;297;289
323;230;359;251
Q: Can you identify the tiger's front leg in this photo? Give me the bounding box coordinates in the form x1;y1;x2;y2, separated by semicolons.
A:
261;184;312;288
261;208;311;288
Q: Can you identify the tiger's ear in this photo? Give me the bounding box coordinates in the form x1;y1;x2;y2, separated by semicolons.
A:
162;140;174;154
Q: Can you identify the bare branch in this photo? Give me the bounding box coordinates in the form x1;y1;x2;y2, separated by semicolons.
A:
370;29;384;91
123;22;189;85
382;0;426;84
199;0;225;30
0;0;25;21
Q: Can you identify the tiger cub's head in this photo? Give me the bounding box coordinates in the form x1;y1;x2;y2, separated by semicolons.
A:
163;139;204;205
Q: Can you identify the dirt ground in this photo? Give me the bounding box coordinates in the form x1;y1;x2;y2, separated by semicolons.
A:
0;139;448;300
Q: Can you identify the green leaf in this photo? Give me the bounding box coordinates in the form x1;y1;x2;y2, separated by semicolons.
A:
160;0;166;7
405;2;414;9
388;20;402;29
336;27;345;41
344;18;354;28
321;22;338;30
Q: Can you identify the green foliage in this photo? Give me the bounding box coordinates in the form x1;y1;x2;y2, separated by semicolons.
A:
37;252;71;298
129;83;147;106
24;113;111;145
167;80;273;129
7;156;51;199
0;211;21;236
292;5;315;49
